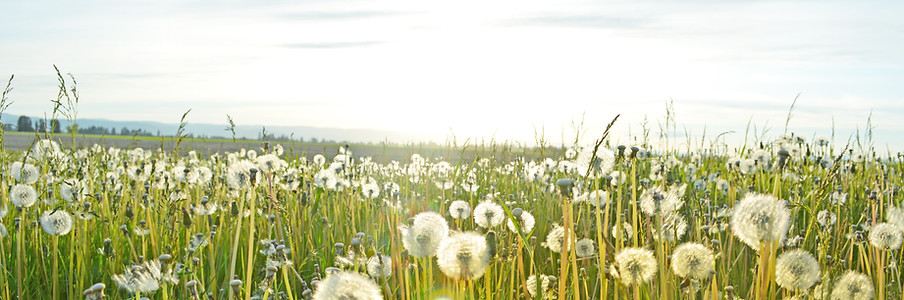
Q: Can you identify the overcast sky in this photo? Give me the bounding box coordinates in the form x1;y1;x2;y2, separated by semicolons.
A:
1;0;903;151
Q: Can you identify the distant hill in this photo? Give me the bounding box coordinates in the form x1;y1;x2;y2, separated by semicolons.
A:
1;113;439;144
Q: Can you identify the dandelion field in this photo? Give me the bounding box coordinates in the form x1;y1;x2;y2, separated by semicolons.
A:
2;108;904;299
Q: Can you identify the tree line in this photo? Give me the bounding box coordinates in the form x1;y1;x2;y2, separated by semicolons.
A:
8;115;154;136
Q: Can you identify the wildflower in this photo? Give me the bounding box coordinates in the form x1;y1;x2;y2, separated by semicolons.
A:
449;200;471;220
366;254;392;278
30;139;61;160
256;154;287;173
868;223;903;250
639;186;684;216
226;160;258;189
472;201;504;228
112;259;179;295
671;243;714;280
10;162;40;184
10;184;38;208
312;154;326;166
609;171;626;186
507;209;535;233
40;210;74;236
829;191;847;206
361;181;380;199
543;225;574;253
436;231;492;280
716;179;729;194
575;238;595;258
830;271;873;300
613;248;657;286
775;249;820;291
585;190;608;207
194;199;219;216
730;193;791;250
655;213;688;242
817;210;837;228
887;205;904;232
399;211;449;257
313;169;339;189
59;179;86;202
313;270;383;300
574;146;615;178
739;159;758;175
526;274;556;299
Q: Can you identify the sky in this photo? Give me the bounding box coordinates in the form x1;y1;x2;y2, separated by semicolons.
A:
1;0;903;152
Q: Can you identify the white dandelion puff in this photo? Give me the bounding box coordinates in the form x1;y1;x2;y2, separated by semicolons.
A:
775;249;820;291
472;201;504;228
730;193;791;250
575;238;595;258
436;231;492;280
543;225;574;254
312;271;383;300
399;212;449;257
506;209;536;234
39;209;74;236
614;248;657;286
449;200;471;220
868;222;903;250
366;255;392;279
526;275;556;299
10;162;40;184
830;271;873;300
10;184;38;208
671;243;715;280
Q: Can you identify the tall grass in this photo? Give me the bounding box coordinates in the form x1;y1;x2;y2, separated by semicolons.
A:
0;75;902;299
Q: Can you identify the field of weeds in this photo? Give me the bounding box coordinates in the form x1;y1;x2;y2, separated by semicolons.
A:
2;115;903;300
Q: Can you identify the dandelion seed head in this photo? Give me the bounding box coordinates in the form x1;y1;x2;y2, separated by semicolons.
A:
366;255;392;279
526;275;556;299
436;231;492;280
774;249;820;291
671;243;714;279
543;225;573;253
887;205;904;233
256;154;287;173
639;187;683;216
472;201;504;228
449;200;471;220
10;162;40;184
575;238;595;258
226;160;258;189
830;271;873;300
829;191;847;206
40;209;74;236
10;184;38;208
730;193;791;250
817;210;837;228
506;209;535;233
868;222;903;250
400;211;449;257
574;146;615;178
585;190;608;207
614;248;657;286
312;270;382;300
59;179;85;202
112;259;178;295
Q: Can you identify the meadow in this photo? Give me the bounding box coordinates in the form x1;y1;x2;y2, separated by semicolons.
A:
1;112;903;300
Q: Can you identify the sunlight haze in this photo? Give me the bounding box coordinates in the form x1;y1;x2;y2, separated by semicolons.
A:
1;0;902;151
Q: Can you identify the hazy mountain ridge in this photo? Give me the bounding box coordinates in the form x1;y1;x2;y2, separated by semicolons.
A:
1;113;437;144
